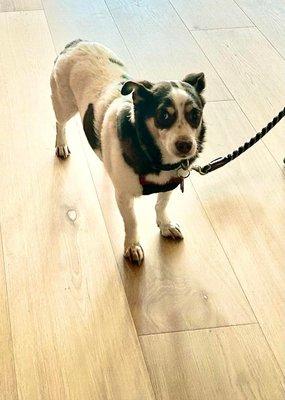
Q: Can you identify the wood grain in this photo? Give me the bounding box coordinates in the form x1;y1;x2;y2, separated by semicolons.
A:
190;100;285;374
236;0;285;57
0;228;18;400
0;0;41;12
140;324;285;400
42;0;136;75
170;0;252;30
79;119;255;335
0;11;154;400
192;27;285;167
83;0;231;101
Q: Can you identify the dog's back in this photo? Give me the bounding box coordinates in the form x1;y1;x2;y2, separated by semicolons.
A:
51;40;127;129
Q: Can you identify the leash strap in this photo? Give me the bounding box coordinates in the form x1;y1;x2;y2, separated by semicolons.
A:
192;106;285;175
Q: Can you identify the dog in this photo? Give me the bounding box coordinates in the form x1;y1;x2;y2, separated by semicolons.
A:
50;40;206;265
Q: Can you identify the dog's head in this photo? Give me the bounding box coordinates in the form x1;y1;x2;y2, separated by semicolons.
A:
121;73;206;164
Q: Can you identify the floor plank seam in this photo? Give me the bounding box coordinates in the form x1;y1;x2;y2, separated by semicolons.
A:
0;8;43;13
168;1;285;172
0;223;19;400
169;0;237;100
165;0;268;344
233;0;285;61
137;338;158;400
41;3;58;53
138;322;259;337
206;98;234;103
189;180;285;378
42;9;156;392
218;95;285;173
189;25;254;32
41;4;285;388
103;0;139;76
75;120;157;398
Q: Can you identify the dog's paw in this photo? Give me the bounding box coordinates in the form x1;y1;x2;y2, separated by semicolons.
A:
124;243;144;265
159;222;184;240
56;145;71;159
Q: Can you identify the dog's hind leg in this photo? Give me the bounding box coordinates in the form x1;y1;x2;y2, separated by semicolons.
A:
50;74;78;159
155;191;183;240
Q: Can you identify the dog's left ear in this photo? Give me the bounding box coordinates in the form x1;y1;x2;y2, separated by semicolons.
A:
121;80;153;104
183;72;205;94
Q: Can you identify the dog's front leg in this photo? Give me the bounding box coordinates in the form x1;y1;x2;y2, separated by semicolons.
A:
115;192;144;265
155;191;183;240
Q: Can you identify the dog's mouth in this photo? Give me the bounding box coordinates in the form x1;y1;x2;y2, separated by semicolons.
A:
175;151;192;159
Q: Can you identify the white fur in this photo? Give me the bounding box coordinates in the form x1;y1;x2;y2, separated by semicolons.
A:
50;41;183;264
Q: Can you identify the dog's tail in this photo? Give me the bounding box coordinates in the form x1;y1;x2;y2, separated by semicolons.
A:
54;39;83;64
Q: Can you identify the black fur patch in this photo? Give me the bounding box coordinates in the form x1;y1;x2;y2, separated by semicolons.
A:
121;73;131;81
64;39;83;51
117;106;162;175
170;81;179;88
83;104;100;150
181;82;205;108
196;121;206;153
109;56;124;67
54;39;83;64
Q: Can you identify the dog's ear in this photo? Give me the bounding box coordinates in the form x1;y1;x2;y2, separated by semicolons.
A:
121;80;153;104
183;72;205;94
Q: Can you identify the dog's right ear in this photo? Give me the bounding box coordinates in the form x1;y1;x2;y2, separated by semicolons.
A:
121;80;153;104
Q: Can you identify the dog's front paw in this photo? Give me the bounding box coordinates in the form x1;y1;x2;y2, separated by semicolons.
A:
124;243;144;265
159;222;184;240
56;145;71;159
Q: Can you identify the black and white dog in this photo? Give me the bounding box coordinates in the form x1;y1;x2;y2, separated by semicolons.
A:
51;40;206;265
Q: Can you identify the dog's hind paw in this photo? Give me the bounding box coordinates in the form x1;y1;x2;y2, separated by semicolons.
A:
124;243;144;266
159;222;184;240
56;145;71;159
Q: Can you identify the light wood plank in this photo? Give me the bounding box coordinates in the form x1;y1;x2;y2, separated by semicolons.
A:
0;0;41;12
103;0;232;101
140;325;285;400
42;0;136;74
190;100;285;373
236;0;285;57
0;11;154;400
192;27;285;167
0;228;18;400
78;121;254;335
171;0;252;30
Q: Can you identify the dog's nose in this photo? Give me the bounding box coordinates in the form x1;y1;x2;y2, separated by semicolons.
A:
175;140;192;154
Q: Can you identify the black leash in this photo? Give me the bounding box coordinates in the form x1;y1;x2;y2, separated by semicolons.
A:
192;106;285;175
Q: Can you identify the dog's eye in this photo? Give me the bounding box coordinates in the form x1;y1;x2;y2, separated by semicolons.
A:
186;108;201;128
155;108;176;129
162;111;170;120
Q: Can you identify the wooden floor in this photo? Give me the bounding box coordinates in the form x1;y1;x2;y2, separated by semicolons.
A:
0;1;284;399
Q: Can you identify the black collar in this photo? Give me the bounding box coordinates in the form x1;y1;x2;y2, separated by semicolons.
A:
148;158;192;172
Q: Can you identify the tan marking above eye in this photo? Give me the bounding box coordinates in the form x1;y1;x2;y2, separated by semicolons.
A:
166;106;175;114
185;103;193;112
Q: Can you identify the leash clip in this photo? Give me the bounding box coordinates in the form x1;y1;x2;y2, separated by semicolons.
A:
192;157;225;175
206;156;226;173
